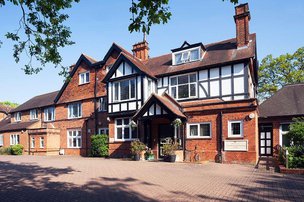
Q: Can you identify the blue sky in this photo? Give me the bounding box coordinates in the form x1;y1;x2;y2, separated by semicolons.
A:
0;0;303;104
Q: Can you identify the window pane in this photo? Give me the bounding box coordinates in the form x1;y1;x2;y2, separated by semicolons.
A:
117;119;122;125
190;49;199;61
73;138;77;147
124;119;130;125
77;138;81;147
86;72;89;82
175;53;182;64
114;83;119;101
200;124;210;137
132;129;137;139
178;75;188;84
178;84;189;99
124;128;130;139
120;80;129;100
130;79;135;98
190;74;196;82
231;123;241;135
117;128;122;139
190;125;198;136
171;77;177;85
182;52;189;60
281;124;289;132
171;87;177;98
190;84;196;96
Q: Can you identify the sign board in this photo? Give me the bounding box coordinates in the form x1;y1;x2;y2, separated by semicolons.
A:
224;140;248;151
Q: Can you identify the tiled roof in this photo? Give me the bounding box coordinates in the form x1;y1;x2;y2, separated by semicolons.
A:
144;34;256;77
133;93;186;119
10;91;59;113
258;83;304;117
0;120;38;132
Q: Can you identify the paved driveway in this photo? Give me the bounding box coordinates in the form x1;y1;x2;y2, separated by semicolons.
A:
0;156;303;202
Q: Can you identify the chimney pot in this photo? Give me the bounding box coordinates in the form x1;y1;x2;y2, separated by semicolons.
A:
132;41;149;61
234;3;251;48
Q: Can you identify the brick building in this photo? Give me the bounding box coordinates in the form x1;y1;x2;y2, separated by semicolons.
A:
258;83;304;156
0;3;260;164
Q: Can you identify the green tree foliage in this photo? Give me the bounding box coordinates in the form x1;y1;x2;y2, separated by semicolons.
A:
91;134;109;157
286;117;304;146
0;101;19;108
0;0;80;76
1;0;239;76
258;47;304;101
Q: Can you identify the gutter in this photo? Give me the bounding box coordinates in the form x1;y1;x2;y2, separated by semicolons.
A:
217;111;223;163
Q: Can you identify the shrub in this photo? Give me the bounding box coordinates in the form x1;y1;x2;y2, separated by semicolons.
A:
0;147;11;155
287;145;304;168
130;140;146;154
163;142;178;156
91;134;109;157
10;144;24;155
286;117;304;146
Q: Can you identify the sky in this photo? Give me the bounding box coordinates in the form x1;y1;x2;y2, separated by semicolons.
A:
0;0;303;104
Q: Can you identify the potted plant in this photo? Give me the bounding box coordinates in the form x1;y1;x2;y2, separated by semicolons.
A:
130;140;146;161
144;148;155;160
163;142;178;162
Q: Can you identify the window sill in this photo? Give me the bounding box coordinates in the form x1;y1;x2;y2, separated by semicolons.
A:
44;120;55;122
78;82;90;86
67;147;82;149
187;137;212;140
227;136;244;139
68;117;82;120
114;139;137;142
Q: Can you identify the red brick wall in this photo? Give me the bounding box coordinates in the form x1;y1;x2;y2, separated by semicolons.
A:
1;131;29;154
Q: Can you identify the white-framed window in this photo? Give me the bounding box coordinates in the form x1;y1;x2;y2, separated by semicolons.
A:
98;97;107;112
0;135;3;146
114;78;136;102
147;78;153;96
68;102;82;119
115;118;137;141
44;107;55;121
280;123;291;147
187;122;212;138
14;112;21;122
173;47;200;65
40;137;45;148
79;71;90;85
30;109;38;120
10;134;20;145
98;128;109;135
31;137;35;148
67;129;82;148
170;73;197;100
228;120;243;138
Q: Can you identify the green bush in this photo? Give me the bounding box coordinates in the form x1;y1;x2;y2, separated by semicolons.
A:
0;147;11;155
287;145;304;168
286;117;304;146
130;140;146;154
10;144;24;155
91;134;109;157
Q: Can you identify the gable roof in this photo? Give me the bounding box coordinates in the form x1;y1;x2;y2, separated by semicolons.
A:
0;104;12;114
258;83;304;118
10;91;59;113
103;52;156;82
54;54;102;103
133;93;186;120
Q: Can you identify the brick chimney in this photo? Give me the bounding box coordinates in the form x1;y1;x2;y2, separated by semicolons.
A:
132;41;149;61
234;3;251;48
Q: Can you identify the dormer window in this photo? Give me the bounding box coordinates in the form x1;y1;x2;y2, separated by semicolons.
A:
174;48;200;65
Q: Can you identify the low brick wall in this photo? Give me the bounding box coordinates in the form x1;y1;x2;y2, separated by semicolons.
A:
279;165;304;175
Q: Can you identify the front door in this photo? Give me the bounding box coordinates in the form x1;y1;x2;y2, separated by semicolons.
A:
259;124;273;156
158;124;174;158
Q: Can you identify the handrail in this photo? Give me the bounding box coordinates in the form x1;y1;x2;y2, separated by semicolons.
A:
274;145;288;168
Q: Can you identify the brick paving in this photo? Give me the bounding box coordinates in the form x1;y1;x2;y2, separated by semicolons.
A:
0;156;303;202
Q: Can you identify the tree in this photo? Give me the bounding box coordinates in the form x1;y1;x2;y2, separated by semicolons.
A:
0;101;19;108
258;47;304;101
1;0;239;76
286;117;304;146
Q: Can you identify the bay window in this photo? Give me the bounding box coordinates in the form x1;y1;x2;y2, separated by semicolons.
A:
114;78;136;101
115;118;137;141
170;73;197;99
